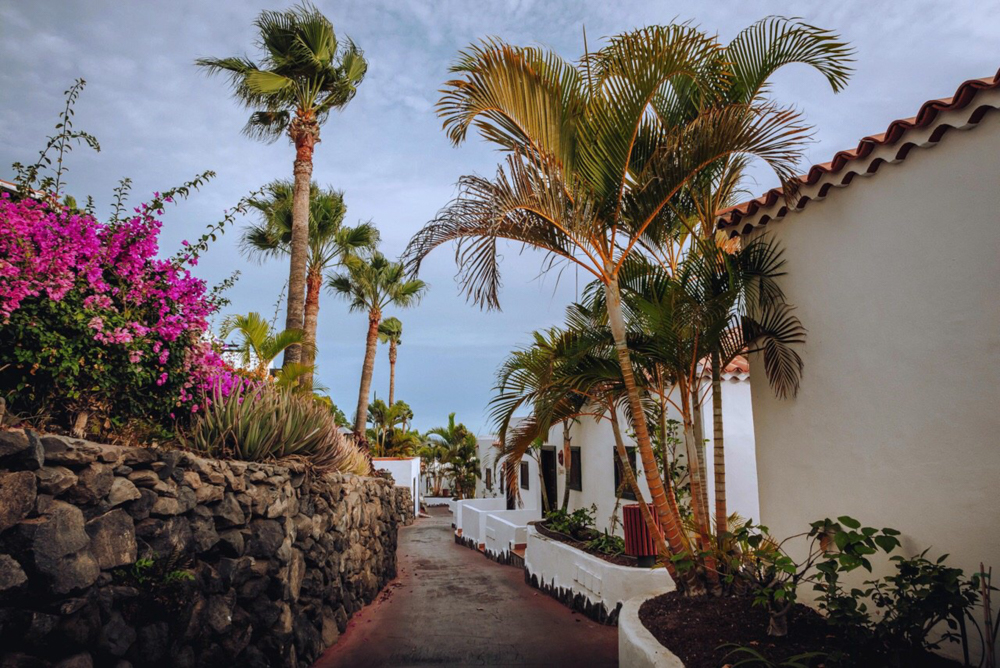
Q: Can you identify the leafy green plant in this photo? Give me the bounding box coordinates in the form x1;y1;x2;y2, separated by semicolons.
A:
722;516;901;637
544;505;597;539
112;550;195;624
179;380;370;474
587;530;626;557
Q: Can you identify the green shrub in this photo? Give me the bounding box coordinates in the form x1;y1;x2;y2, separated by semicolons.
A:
544;505;596;538
180;380;370;474
587;530;626;556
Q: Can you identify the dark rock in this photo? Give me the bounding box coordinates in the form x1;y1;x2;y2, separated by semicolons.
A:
107;478;140;507
293;612;324;661
43;549;100;595
286;549;305;600
53;653;92;668
66;462;113;504
321;605;340;646
134;622;169;664
0;471;37;532
189;506;219;554
205;590;236;634
23;611;59;643
247;519;283;558
33;499;89;558
124;488;156;521
8;431;44;470
35;466;77;495
194;483;223;504
41;437;100;467
120;448;156;466
135;516;190;556
149;495;181;516
212;493;245;528
126;470;160;488
0;430;30;458
0;554;27;592
219;605;253;656
0;654;50;668
99;611;136;657
85;509;137;570
217;529;244;557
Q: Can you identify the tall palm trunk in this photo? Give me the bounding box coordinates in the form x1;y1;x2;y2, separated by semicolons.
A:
605;277;698;592
561;421;572;512
609;410;683;585
388;342;397;405
711;352;727;537
538;457;550;513
283;114;317;369
300;266;322;390
354;307;380;433
692;390;711;528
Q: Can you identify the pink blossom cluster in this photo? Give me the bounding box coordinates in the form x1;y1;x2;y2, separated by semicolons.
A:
0;192;235;412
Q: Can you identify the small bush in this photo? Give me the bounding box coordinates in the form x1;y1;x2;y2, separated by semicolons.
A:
587;530;626;556
544;505;597;539
180;380;370;474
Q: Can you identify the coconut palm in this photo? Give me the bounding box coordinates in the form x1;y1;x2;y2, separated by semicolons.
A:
196;2;367;370
328;251;427;434
366;397;414;456
404;20;851;593
243;181;378;390
377;317;403;405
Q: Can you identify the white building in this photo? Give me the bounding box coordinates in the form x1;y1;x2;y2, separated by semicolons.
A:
715;71;1000;610
471;364;758;536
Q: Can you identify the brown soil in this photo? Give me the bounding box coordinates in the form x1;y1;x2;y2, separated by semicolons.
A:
638;592;961;668
534;521;640;567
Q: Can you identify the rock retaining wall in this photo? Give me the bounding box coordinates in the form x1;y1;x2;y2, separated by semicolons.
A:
0;429;404;667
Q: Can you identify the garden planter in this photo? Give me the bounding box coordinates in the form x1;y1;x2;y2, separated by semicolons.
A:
622;503;661;567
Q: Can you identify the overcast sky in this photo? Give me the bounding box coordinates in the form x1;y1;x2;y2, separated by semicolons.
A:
1;1;997;433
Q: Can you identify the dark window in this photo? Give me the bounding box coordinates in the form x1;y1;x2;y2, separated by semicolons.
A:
569;446;582;491
520;461;530;490
485;468;492;491
614;447;638;500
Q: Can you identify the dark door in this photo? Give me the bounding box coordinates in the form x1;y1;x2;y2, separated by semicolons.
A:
540;447;558;512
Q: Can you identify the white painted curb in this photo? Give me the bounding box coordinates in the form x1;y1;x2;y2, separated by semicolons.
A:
618;588;685;667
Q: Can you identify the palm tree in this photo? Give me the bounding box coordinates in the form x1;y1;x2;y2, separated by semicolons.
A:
196;3;367;370
418;439;448;496
366;397;414;456
328;251;427;434
426;413;481;500
404;21;851;594
243;180;378;390
377;317;403;405
219;311;307;382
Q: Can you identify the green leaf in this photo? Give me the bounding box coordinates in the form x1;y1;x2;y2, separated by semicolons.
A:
837;515;861;529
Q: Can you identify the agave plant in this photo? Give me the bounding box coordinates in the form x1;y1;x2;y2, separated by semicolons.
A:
180;380;370;474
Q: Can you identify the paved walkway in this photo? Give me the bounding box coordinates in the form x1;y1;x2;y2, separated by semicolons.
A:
314;507;619;667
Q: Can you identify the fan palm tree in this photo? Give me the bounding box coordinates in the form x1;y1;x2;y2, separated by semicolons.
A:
196;2;367;370
426;413;481;500
377;317;403;405
218;311;308;383
243;180;377;390
404;21;851;593
328;251;427;434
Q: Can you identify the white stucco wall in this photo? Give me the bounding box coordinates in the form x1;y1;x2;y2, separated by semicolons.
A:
456;497;507;542
371;457;421;516
746;108;1000;601
541;393;758;535
703;376;760;522
474;432;542;512
484;508;541;558
524;526;674;617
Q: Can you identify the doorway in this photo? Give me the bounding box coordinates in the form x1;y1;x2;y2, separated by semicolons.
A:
540;446;557;513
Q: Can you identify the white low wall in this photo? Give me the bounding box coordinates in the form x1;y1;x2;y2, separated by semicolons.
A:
524;526;673;621
371;457;421;516
618;589;683;668
455;497;506;539
483;509;540;558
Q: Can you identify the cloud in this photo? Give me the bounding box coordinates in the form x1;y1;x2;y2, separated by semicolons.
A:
1;0;997;432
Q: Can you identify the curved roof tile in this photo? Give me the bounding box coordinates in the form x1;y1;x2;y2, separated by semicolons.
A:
716;68;1000;236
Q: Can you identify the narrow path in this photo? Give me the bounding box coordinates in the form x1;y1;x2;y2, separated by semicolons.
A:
314;507;619;667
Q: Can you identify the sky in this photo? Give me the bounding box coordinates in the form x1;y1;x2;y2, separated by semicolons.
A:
1;1;998;434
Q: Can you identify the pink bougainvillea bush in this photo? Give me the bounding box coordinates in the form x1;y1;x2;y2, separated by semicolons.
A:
0;192;236;437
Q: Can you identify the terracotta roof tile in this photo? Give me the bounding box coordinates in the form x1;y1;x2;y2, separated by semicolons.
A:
717;69;1000;236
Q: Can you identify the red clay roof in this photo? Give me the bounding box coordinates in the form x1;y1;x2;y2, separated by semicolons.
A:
716;68;1000;236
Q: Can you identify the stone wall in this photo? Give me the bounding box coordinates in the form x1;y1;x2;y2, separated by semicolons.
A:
0;429;404;667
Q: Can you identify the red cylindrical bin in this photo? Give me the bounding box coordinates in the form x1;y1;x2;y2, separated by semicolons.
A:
622;503;662;566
